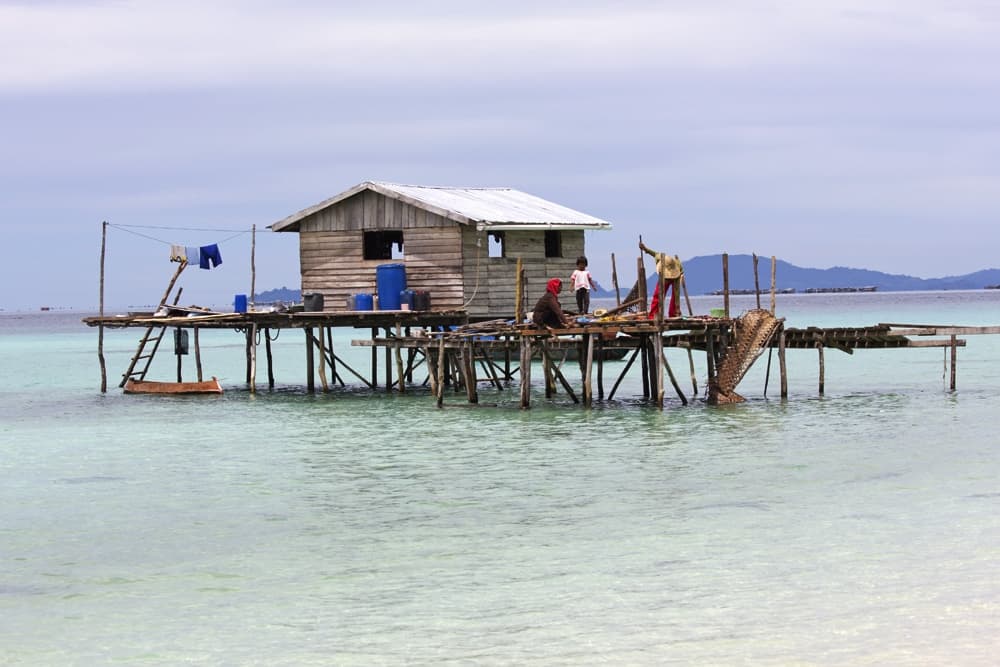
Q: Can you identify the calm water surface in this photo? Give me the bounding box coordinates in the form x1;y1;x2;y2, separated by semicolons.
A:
2;292;999;665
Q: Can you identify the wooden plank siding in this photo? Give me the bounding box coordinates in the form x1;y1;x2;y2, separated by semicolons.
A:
294;190;588;317
462;228;583;318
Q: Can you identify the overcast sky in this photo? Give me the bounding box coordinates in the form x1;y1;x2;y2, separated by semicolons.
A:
2;0;998;310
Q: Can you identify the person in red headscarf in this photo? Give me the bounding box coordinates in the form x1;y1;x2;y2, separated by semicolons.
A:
532;278;571;328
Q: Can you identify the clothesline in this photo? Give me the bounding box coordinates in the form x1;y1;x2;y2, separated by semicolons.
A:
108;223;254;247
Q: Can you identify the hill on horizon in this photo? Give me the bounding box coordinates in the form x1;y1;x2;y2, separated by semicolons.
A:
595;254;1000;296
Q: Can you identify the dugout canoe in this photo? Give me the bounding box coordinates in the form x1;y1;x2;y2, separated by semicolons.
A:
123;377;223;395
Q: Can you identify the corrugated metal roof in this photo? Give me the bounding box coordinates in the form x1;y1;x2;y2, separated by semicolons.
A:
270;181;613;232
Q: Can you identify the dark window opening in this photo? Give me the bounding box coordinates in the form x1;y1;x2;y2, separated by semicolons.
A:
363;230;404;260
544;230;562;258
488;231;505;258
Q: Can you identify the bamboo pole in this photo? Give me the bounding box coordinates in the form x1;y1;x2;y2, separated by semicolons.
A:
722;253;730;319
753;253;761;310
98;221;108;392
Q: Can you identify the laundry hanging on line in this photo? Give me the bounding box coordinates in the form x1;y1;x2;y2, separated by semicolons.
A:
167;243;223;269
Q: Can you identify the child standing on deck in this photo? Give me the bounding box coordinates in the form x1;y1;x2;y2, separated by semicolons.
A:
570;256;598;314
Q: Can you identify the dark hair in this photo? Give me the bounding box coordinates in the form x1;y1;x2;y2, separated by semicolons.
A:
576;255;588;266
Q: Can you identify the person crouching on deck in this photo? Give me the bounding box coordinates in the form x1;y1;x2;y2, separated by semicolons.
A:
532;278;572;328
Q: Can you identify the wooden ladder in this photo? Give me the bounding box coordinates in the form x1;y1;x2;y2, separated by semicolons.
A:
119;261;188;387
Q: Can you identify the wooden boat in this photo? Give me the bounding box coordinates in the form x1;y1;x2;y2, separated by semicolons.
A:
123;377;223;395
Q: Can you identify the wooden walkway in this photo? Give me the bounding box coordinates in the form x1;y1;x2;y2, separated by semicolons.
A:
84;308;998;406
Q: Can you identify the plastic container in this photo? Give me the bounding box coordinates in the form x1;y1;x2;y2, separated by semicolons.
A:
234;294;248;313
303;293;324;312
413;290;431;311
354;293;374;311
710;307;726;318
376;263;406;310
399;289;415;310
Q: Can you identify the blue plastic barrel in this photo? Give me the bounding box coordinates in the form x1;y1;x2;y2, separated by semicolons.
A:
399;289;415;310
376;263;406;310
234;294;248;313
354;293;374;311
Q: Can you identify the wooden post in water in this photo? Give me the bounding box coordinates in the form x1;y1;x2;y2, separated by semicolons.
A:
817;342;825;396
705;326;717;394
177;328;184;382
370;328;378;389
316;327;328;392
753;253;761;310
194;326;203;382
778;328;788;399
464;341;478;404
654;331;665;408
249;323;258;394
722;253;730;319
437;335;446;407
543;342;555;398
98;221;108;393
520;336;531;409
305;327;315;392
584;333;595;407
265;328;275;389
395;323;405;394
950;334;957;391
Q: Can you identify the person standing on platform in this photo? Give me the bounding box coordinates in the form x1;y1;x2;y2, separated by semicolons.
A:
569;256;599;315
532;278;572;328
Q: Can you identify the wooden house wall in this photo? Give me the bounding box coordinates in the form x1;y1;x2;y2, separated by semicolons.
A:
461;228;584;318
297;191;465;311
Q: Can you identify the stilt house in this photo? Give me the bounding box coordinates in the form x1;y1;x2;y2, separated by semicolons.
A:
270;181;613;318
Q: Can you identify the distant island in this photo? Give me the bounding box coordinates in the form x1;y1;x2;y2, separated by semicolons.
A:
255;257;1000;304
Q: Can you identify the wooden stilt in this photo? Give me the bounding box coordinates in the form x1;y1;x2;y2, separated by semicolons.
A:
584;333;595;406
437;335;446;407
244;327;251;384
305;327;315;392
177;327;184;382
950;334;957;391
425;344;438;397
464;341;479;403
608;347;641;401
538;345;579;403
705;326;717;393
779;328;788;399
265;328;275;389
543;339;556;397
520;335;531;409
662;351;688;405
597;336;605;401
654;331;665;408
371;328;378;389
817;342;825;396
384;327;392;393
687;343;698;397
194;326;203;382
98;221;108;393
640;334;650;398
395;323;405;393
763;347;773;397
249;323;258;394
316;326;328;392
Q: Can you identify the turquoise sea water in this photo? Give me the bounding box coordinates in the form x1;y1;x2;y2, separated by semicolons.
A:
2;291;1000;665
